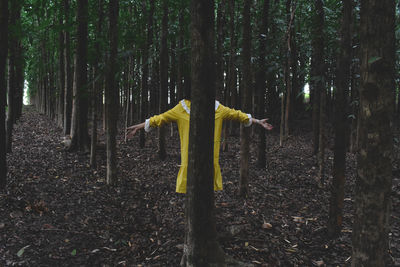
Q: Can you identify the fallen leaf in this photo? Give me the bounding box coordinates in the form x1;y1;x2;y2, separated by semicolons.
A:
262;222;272;229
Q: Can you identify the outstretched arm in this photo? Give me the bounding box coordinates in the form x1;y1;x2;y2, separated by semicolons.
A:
251;118;273;131
126;122;145;139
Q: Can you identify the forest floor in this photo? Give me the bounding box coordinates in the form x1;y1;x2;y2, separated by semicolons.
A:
0;105;399;267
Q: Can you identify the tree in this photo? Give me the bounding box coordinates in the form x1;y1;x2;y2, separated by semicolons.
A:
158;0;168;160
105;0;119;185
6;0;23;153
328;0;352;237
90;0;105;168
310;0;325;155
63;0;73;136
239;0;252;197
69;0;90;152
182;0;226;264
351;0;395;265
140;0;154;149
0;0;8;189
255;0;270;168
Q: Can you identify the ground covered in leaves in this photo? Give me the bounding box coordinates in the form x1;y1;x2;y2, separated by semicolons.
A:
1;106;399;266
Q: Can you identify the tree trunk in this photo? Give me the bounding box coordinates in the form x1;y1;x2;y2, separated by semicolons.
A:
170;38;177;107
140;0;154;148
215;0;225;102
6;0;21;153
255;0;270;168
177;3;185;101
317;86;326;185
0;0;8;189
239;0;252;198
58;12;65;129
63;0;72;136
328;0;352;237
105;0;119;185
183;1;225;265
351;0;395;266
311;0;324;155
90;0;104;168
158;0;168;160
222;0;235;152
69;0;90;152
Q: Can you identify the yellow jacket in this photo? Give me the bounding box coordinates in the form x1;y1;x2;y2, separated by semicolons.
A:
145;99;252;193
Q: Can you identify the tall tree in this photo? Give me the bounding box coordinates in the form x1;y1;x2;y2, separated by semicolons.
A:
255;0;270;168
328;0;352;237
183;0;226;264
310;0;325;155
58;11;65;129
63;0;72;136
69;0;90;151
0;0;8;189
6;0;22;153
140;0;154;148
351;0;395;265
239;0;252;197
105;0;119;185
90;0;105;168
158;0;168;160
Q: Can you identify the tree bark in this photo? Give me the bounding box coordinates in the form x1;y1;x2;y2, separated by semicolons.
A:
90;0;104;168
0;0;8;189
105;0;119;185
328;0;352;237
158;0;168;160
63;0;72;136
351;0;395;266
239;0;252;198
255;0;270;168
6;0;21;153
69;0;90;152
58;12;65;129
183;1;226;265
140;0;154;148
311;0;324;155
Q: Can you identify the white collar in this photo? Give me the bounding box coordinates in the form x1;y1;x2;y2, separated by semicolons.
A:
180;100;220;115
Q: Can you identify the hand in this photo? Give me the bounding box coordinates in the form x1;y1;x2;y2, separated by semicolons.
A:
126;122;145;139
254;118;273;131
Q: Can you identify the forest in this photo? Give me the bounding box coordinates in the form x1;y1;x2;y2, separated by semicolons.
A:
0;0;399;266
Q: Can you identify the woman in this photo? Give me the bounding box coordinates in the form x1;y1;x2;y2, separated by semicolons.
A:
126;99;273;193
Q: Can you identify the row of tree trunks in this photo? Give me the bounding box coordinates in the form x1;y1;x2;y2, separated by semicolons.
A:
0;0;8;189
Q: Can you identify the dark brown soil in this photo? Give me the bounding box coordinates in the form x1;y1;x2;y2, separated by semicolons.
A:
1;106;399;266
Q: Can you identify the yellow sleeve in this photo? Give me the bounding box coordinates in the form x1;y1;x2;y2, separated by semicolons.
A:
148;104;180;129
220;104;252;126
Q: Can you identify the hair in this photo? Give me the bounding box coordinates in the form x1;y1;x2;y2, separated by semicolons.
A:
183;78;191;100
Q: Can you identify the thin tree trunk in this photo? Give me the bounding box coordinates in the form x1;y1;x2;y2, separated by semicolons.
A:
328;0;352;237
105;0;119;185
140;0;154;148
177;3;184;101
311;0;324;155
256;0;270;168
351;0;395;265
90;0;104;168
0;0;8;189
69;0;90;152
58;12;65;129
63;0;72;136
158;0;168;160
239;0;252;198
